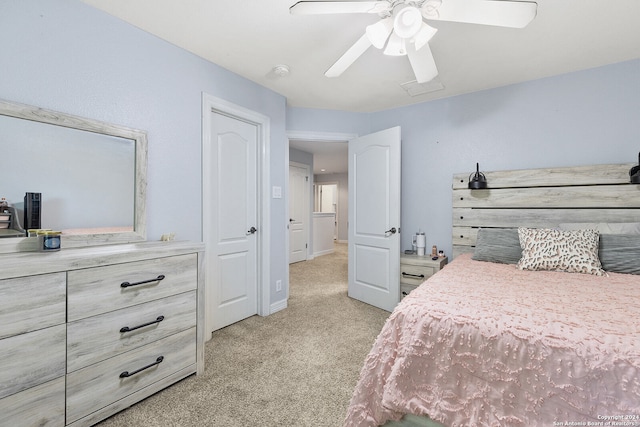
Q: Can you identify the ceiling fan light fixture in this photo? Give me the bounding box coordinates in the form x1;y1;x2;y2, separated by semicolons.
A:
290;0;538;83
383;32;407;56
365;17;394;49
412;22;438;51
393;6;423;39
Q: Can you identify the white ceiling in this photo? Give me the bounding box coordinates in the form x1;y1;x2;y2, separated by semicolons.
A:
79;0;640;113
290;138;349;175
79;0;640;173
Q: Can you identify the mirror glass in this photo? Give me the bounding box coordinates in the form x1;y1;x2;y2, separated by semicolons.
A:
0;99;147;253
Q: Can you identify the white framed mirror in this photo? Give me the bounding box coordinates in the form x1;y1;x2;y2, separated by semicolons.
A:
0;99;147;253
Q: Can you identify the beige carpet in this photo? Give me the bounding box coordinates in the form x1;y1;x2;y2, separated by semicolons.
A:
97;243;390;426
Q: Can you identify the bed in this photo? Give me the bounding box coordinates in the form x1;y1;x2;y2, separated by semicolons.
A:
344;163;640;427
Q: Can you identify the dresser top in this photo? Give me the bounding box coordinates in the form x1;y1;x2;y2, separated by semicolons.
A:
400;253;448;268
0;241;204;280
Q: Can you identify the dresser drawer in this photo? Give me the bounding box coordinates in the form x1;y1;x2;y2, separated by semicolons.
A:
0;377;65;427
400;283;418;299
68;253;197;321
0;273;66;339
67;291;197;372
400;264;435;286
0;324;66;399
66;327;196;424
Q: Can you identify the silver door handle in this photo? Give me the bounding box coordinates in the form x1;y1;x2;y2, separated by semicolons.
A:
247;226;257;235
385;227;397;236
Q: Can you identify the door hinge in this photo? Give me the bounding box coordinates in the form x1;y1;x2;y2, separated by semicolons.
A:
305;176;309;181
306;243;308;248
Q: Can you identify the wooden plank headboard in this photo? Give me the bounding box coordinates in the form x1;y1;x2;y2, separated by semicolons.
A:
452;163;640;258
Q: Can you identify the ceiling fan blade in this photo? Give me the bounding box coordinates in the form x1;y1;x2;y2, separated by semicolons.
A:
325;33;372;78
406;42;438;83
430;0;537;28
290;1;389;15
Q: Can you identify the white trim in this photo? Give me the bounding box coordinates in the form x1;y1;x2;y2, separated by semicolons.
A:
287;130;356;262
284;140;290;303
202;93;271;338
287;130;358;142
270;299;288;315
313;248;335;257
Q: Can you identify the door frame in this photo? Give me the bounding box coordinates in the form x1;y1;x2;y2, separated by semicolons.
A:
202;93;271;338
286;130;358;264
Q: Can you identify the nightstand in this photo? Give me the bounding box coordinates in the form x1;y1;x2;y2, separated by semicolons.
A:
400;254;448;299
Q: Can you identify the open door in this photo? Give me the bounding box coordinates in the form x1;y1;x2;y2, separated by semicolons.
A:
348;127;401;312
205;109;259;332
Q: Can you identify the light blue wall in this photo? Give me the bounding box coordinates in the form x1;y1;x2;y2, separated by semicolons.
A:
288;59;640;257
286;107;370;135
289;147;314;167
0;0;289;304
3;1;638;301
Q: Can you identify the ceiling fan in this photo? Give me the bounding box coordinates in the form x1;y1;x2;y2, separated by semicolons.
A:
290;0;537;83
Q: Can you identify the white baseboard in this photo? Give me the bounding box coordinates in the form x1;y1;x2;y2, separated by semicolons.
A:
313;248;334;257
270;299;287;314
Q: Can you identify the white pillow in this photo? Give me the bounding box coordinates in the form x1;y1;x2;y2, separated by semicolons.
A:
517;228;607;276
558;222;640;235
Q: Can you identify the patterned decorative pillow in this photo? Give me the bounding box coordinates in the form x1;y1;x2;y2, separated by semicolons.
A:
517;228;607;276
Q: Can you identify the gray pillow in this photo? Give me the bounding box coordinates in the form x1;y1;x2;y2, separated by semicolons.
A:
472;228;522;264
599;234;640;275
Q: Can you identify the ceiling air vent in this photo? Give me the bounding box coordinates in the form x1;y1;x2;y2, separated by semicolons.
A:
400;78;444;97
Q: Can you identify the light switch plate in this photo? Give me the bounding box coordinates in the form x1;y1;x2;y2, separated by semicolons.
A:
272;186;282;198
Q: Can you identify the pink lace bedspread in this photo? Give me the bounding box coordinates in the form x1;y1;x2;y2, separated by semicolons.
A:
344;254;640;427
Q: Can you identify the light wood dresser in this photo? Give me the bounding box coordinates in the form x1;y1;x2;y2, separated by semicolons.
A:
400;254;448;299
0;241;204;427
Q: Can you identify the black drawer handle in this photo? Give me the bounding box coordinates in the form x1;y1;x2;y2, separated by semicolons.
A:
402;272;425;279
120;316;165;333
121;274;165;288
119;356;164;378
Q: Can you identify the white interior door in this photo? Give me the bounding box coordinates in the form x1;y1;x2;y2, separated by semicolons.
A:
348;127;401;312
289;163;309;264
206;112;258;330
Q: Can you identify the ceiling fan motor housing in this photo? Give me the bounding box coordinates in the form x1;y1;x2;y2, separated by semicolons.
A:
394;5;423;38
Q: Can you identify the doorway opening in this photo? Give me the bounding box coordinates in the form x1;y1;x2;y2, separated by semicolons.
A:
287;131;355;265
202;93;271;337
